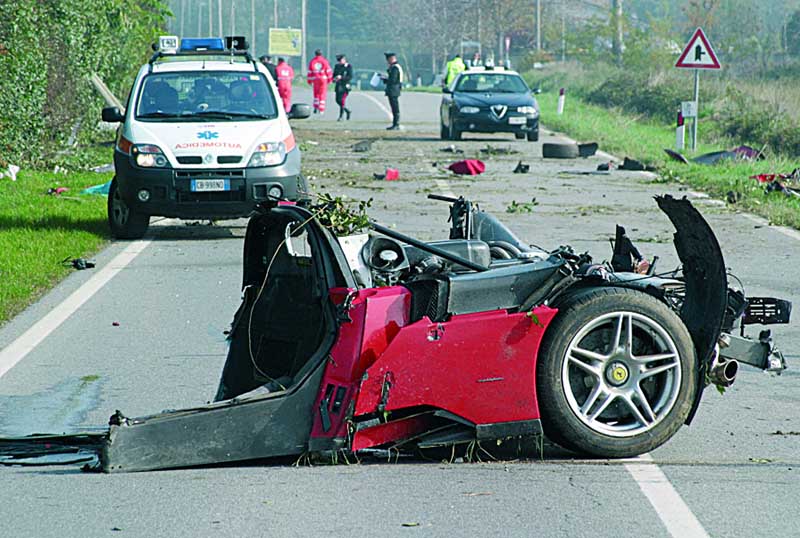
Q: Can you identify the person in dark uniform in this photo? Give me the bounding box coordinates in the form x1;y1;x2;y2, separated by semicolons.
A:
259;55;278;82
332;54;353;121
381;52;403;130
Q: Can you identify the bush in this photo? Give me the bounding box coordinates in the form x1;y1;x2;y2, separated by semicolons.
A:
0;0;170;167
585;70;718;123
712;88;800;157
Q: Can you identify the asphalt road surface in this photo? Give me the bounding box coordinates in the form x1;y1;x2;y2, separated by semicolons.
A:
1;88;798;538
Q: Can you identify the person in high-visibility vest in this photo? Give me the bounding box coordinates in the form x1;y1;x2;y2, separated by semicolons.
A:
306;49;333;114
444;53;466;86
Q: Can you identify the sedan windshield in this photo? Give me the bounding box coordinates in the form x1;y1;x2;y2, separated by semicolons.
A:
135;71;278;121
454;73;530;94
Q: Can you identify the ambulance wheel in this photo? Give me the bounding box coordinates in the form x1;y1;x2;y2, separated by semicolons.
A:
536;287;697;458
108;178;149;239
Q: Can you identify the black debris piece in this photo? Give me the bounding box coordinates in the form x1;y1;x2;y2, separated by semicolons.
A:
513;161;530;174
62;257;96;270
578;142;599;158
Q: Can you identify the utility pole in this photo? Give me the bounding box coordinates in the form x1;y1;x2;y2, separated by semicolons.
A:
208;0;212;35
274;0;278;27
218;0;222;36
301;0;307;73
326;0;331;59
230;1;235;35
536;0;541;51
251;0;256;52
179;0;185;36
612;0;623;66
197;1;203;36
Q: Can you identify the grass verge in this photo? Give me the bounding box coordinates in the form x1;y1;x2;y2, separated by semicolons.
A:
0;166;111;324
537;92;800;229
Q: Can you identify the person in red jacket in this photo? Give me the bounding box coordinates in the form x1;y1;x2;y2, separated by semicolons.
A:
306;49;333;114
275;57;294;113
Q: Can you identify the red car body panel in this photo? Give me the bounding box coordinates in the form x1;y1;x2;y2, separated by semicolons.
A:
310;287;413;444
355;307;557;425
310;286;557;450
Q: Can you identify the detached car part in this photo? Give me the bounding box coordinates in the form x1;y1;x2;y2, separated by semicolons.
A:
0;196;790;471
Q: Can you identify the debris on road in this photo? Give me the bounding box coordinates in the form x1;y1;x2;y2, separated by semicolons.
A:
352;140;373;152
542;142;578;159
61;257;95;271
81;181;111;195
560;169;611;176
480;145;518;156
111;321;120;327
542;142;598;159
373;168;400;181
664;144;766;166
506;198;538;213
0;163;20;181
619;157;657;172
752;170;800;198
46;187;70;196
578;142;599;158
439;144;463;154
597;161;615;171
726;191;742;204
513;160;530;174
448;159;485;175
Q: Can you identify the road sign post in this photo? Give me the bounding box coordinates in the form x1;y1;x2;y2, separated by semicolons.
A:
675;28;720;152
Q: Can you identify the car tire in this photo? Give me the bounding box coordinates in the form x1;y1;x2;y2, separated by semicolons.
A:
440;122;449;140
536;287;697;458
514;132;525;140
527;129;539;142
449;122;462;141
108;177;149;239
542;142;578;158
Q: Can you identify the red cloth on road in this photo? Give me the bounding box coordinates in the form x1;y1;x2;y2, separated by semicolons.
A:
307;55;332;112
276;62;294;113
448;159;485;175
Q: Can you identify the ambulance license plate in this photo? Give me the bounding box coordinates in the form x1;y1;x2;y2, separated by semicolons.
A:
191;179;230;192
508;116;527;125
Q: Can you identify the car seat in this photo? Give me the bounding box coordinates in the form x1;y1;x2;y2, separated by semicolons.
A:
461;78;478;91
141;81;179;115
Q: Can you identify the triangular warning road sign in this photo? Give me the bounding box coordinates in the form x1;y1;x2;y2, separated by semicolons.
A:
676;28;721;69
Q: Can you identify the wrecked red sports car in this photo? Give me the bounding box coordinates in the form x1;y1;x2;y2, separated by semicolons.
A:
0;195;791;472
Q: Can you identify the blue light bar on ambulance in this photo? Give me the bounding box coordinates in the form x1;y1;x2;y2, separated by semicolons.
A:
180;38;225;52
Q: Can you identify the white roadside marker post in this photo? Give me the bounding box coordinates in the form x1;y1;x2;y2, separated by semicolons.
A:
676;111;685;152
557;87;565;115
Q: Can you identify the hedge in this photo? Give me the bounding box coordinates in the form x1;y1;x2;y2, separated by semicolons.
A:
0;0;170;167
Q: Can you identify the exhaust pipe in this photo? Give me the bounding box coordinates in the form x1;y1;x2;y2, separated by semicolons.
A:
708;354;739;388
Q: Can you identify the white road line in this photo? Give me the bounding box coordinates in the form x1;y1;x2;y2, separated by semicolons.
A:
687;189;800;242
0;239;152;379
353;91;393;121
625;454;710;538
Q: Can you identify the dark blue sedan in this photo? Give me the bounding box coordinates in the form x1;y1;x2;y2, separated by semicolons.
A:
440;68;539;142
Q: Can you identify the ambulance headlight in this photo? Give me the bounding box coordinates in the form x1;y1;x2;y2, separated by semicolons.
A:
132;144;170;168
248;142;286;167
